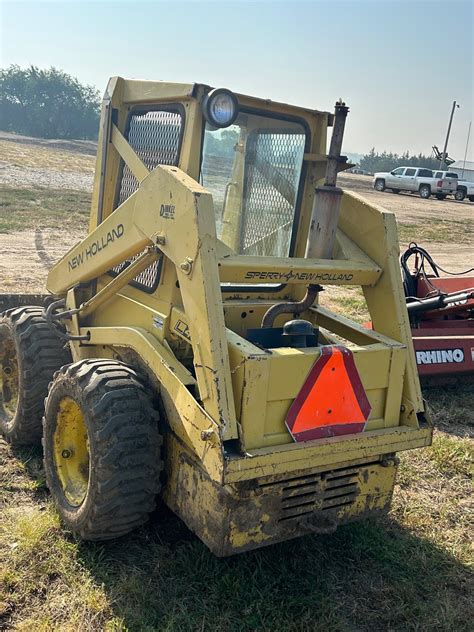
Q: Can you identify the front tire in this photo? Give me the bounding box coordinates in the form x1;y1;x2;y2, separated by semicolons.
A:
419;184;431;199
43;359;163;540
0;307;71;445
455;189;466;201
374;179;386;192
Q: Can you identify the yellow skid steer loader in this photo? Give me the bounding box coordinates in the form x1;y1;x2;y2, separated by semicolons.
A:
0;78;431;555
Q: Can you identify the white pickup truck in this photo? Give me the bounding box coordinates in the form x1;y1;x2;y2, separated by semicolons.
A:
434;170;474;202
373;167;458;199
454;181;474;202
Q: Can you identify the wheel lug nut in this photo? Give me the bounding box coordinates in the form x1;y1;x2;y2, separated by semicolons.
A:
62;449;72;459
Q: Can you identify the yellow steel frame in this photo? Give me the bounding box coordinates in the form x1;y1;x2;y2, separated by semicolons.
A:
46;78;431;551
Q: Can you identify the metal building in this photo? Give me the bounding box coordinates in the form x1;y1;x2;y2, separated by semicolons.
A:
449;160;474;182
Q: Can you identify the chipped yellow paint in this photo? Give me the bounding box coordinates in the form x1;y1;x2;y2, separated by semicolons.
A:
45;78;432;554
54;397;90;506
0;335;19;424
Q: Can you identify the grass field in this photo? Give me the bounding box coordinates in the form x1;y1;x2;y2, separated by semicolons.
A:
0;139;95;174
0;146;473;630
0;187;90;234
398;218;474;245
1;387;472;631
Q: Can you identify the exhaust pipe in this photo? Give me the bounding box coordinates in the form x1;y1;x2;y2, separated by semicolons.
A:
261;100;349;328
305;99;349;259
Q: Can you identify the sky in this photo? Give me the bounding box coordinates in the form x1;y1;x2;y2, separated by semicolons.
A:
1;0;473;159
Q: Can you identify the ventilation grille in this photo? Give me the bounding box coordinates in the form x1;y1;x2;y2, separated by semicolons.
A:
259;465;362;523
112;109;182;292
112;258;162;292
117;109;182;206
241;130;305;257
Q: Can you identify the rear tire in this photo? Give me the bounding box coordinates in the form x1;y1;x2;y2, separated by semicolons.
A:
374;179;386;192
455;189;466;201
43;359;163;540
0;307;71;445
419;184;431;199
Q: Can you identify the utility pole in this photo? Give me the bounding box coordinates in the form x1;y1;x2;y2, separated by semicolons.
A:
439;100;460;169
461;121;471;178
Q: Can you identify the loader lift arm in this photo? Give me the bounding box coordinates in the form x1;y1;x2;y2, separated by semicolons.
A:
48;161;239;440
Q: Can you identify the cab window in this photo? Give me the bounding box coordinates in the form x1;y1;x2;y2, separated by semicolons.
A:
201;111;307;257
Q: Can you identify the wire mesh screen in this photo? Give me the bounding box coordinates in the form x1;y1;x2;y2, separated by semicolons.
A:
113;108;183;292
117;110;182;206
241;130;305;257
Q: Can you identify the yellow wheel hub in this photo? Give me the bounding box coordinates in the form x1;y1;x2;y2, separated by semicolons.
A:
0;336;19;425
54;397;90;506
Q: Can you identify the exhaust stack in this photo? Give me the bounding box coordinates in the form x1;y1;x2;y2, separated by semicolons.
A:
305;99;349;259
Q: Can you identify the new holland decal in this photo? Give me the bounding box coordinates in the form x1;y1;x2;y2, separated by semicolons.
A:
244;271;354;282
68;224;124;271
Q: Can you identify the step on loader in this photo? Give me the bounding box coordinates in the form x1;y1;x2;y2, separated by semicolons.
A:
0;78;432;555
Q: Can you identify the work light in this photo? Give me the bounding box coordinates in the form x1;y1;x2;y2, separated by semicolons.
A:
202;88;238;128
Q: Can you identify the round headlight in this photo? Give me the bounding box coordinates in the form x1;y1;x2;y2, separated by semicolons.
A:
202;88;238;128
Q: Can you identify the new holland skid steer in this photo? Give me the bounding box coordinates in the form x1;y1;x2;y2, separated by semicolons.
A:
0;78;432;555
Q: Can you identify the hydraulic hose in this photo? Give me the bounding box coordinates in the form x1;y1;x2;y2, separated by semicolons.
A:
261;284;322;328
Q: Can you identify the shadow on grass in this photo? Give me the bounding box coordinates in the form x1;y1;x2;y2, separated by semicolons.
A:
424;383;474;439
4;443;472;631
75;505;472;632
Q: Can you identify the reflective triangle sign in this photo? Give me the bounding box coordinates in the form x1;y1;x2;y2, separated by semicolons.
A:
286;346;371;442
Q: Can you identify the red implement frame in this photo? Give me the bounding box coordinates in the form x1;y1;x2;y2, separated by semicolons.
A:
411;275;474;378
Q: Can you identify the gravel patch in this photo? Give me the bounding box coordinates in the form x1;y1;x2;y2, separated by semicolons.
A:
0;162;93;191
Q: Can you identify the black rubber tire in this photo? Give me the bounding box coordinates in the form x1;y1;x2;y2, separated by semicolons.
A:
374;179;386;192
43;359;163;540
390;189;400;194
435;194;447;200
419;184;431;199
0;306;71;445
455;189;466;201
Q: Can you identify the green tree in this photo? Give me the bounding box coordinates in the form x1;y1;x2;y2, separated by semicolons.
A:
0;65;100;140
359;148;440;173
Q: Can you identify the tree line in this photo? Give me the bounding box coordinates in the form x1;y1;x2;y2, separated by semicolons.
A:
0;65;100;140
359;148;441;174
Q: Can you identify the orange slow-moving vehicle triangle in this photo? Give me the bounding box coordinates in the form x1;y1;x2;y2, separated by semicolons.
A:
286;346;371;442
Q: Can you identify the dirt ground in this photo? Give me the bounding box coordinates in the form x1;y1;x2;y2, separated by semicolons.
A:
0;134;472;293
0;134;472;631
338;173;473;270
0;229;83;294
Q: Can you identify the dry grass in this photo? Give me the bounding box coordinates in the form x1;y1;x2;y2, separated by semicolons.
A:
0;187;90;234
0;140;95;174
0;137;472;630
398;218;473;245
1;389;472;631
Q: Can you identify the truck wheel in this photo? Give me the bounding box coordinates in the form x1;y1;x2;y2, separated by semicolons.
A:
435;194;447;200
419;185;431;199
455;189;466;201
0;307;71;445
390;189;400;194
43;359;163;540
374;179;385;191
